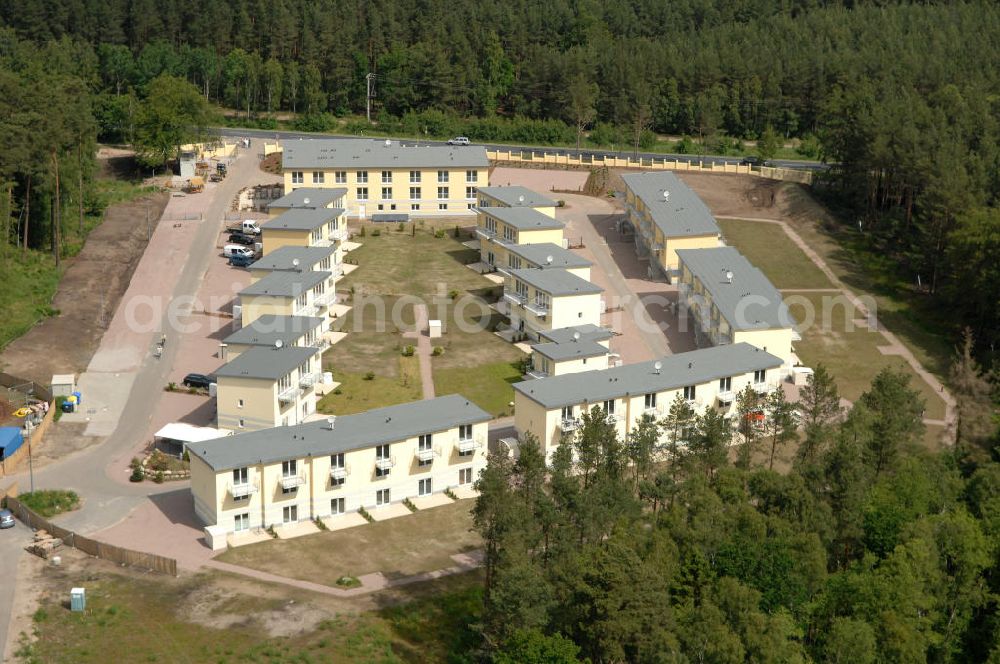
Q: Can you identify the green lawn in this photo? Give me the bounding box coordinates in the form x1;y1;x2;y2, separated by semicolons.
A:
0;250;61;351
16;490;80;517
434;360;523;417
18;569;482;664
786;293;947;422
218;499;480;583
718;219;834;290
318;357;423;415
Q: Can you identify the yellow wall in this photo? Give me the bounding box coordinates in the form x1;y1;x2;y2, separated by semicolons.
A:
262;229;311;254
662;234;721;275
508;290;602;337
216;376;280;431
733;328;795;368
241;295;295;327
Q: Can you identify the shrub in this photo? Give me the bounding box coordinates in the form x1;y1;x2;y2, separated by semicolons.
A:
444;488;459;500
153;471;164;484
182;449;190;463
453;225;461;238
370;228;381;237
336;575;361;588
315;518;328;531
17;490;81;517
148;450;169;472
434;229;445;238
397;222;405;232
333;387;343;395
359;225;366;237
358;506;374;523
401;345;415;357
403;498;419;512
432;346;444;356
363;371;375;381
187;387;199;395
448;289;460;300
557;200;565;207
165;382;176;392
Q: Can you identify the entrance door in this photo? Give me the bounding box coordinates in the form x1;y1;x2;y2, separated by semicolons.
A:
358;204;366;219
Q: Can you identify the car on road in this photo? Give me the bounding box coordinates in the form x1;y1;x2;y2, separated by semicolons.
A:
182;373;214;389
740;156;771;167
0;509;14;529
447;136;471;146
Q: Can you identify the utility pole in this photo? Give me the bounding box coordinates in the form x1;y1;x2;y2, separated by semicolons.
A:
365;73;375;123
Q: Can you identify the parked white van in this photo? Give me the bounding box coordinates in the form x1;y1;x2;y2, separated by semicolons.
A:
223;244;255;259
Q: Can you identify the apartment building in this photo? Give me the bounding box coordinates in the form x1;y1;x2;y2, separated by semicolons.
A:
538;324;614;348
528;338;610;379
491;242;592;280
675;247;796;368
260;207;347;254
237;269;335;328
220;315;326;362
267;187;346;218
247;245;341;284
621;172;722;280
281;139;489;218
215;344;323;432
476;186;557;217
513;343;784;456
501;268;604;339
476;207;565;267
191;394;491;545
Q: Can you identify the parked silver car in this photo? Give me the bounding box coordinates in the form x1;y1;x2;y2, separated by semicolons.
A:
0;509;14;529
447;136;471;146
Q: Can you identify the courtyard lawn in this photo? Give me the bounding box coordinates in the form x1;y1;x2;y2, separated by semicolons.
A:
318;356;423;416
17;490;80;517
717;218;834;290
433;360;524;417
218;499;481;584
786;293;947;423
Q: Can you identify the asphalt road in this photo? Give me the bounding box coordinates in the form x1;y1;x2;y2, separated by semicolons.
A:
0;520;32;660
218;127;827;172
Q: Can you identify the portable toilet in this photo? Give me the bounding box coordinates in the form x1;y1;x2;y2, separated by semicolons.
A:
72;391;82;405
70;588;86;612
50;374;76;398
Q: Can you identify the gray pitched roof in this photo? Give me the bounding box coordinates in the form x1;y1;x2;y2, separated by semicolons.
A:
248;246;337;273
513;343;783;409
477;186;557;208
261;208;343;232
190;394;491;472
479;206;564;231
538;324;615;344
282;139;489;169
509;268;603;297
532;339;609;362
240;269;330;298
621;172;720;238
223;315;325;348
506;243;592;270
214;344;320;381
676;247;793;331
269;187;346;210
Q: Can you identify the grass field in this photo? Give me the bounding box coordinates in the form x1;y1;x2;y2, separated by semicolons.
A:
16;490;80;517
324;223;524;413
717;219;834;290
18;568;482;664
218;499;481;584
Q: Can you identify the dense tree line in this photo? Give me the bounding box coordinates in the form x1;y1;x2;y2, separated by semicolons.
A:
473;356;1000;663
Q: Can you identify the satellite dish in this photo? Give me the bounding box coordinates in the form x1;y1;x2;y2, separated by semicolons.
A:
654;360;662;374
573;331;581;342
274;339;284;349
292;258;301;268
384;139;392;147
518;194;525;203
327;415;337;429
546;255;554;264
725;270;733;283
663;191;670;202
303;197;310;205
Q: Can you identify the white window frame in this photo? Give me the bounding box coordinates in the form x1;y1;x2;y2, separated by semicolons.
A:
330;497;345;514
282;505;298;523
356;170;368;183
418;478;432;496
335;171;347;184
356;187;368;201
437;170;448;183
409;170;421;183
459;467;473;485
376;488;390;506
312;171;324;184
291;171;303;184
234;513;250;531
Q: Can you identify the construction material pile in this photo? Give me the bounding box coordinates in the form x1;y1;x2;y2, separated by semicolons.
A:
26;530;63;559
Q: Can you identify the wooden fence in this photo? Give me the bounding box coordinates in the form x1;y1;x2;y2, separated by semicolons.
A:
0;402;53;477
487;149;814;185
4;495;178;576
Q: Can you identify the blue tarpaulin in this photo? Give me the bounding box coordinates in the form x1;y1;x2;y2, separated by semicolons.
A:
0;427;24;460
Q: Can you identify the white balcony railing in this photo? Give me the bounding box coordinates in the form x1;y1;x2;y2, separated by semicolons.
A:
606;412;624;424
476;227;496;240
299;372;319;388
415;446;439;462
329;465;349;480
524;299;549;316
280;475;305;490
457;437;483;454
753;381;777;395
310;338;331;351
313;291;336;308
375;456;396;471
229;482;258;499
277;384;300;403
526;370;549;379
717;390;735;404
559;417;580;432
503;291;527;307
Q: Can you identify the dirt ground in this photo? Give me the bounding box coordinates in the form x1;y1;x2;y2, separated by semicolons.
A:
0;191;170;385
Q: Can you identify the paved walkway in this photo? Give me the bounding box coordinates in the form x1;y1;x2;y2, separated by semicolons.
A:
717;215;956;441
403;304;435;399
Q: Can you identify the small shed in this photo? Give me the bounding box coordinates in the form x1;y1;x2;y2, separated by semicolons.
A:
178;151;197;178
50;374;76;398
154;423;232;456
428;319;442;339
0;427;25;460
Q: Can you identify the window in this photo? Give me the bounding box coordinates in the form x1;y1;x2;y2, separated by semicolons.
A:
719;376;732;392
237;399;244;409
356;170;368;183
376;488;390;506
534;292;550;311
515;279;528;299
437;170;448;183
459;424;472;440
377;204;384;211
604;399;616;416
330;453;346;486
375;443;391;477
409;186;421;200
644;393;657;410
418;478;432;496
409;170;421;183
312;171;324;184
484;217;497;234
439;203;447;211
238;418;245;428
356;187;369;201
381;170;392;183
234;513;249;532
754;369;766;384
282;505;298;523
466;186;476;199
684;385;697;401
561;406;574;421
466;170;477;183
291;171;303;184
503;226;516;243
233;467;249;501
459;468;473;485
330;497;345;515
437;186;449;200
411;203;419;211
381;186;392;200
281;459;297;494
508;255;521;270
335;171;347;184
418;433;433;466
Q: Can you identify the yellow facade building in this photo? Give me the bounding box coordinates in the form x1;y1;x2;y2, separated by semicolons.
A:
280;139;489;219
501;268;604;340
221;314;327;362
190;394;491;546
489;242;591;280
476;186;557;217
513;343;784;457
621;172;722;281
260;207;348;254
238;269;335;328
267;187;346;218
247;245;342;285
675;247;797;369
476;207;565;269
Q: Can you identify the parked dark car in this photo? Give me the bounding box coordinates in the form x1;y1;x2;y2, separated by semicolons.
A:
0;509;14;529
740;156;771;167
228;232;256;246
228;253;256;268
182;373;213;389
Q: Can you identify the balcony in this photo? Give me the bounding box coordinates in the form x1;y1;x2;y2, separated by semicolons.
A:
330;226;349;242
310;338;331;351
457;437;483;454
503;290;527;308
329;465;349;481
717;390;735;404
525;369;549;379
753;381;776;395
643;405;663;417
277;384;300;403
296;304;319;317
524;299;549;317
313;291;336;308
280;475;305;490
476;227;496;241
415;446;439;463
299;372;319;388
559;417;580;432
375;456;396;471
606;412;624;424
229;482;258;499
